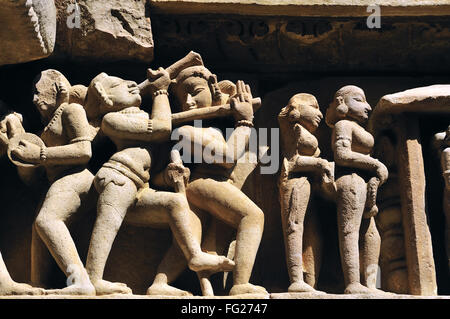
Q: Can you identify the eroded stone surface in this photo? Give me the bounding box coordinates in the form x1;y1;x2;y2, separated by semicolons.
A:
54;0;153;62
0;0;56;66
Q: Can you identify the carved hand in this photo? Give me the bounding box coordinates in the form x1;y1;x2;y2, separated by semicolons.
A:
375;160;389;184
0;112;25;140
146;67;171;95
318;158;334;182
165;162;190;191
11;140;41;164
55;81;70;108
230;80;253;122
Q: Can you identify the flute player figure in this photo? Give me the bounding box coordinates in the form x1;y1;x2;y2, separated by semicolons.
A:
84;68;235;296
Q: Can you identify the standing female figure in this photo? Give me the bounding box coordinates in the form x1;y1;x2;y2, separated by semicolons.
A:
278;93;333;293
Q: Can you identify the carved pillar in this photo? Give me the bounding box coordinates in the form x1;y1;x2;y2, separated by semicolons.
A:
395;114;437;295
375;133;409;294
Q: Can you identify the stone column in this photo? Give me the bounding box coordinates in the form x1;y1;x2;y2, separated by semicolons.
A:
395;114;437;296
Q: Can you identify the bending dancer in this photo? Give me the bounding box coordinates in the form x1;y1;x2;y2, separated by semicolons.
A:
169;64;266;296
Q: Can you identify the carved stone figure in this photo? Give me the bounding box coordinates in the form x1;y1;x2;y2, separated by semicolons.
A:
0;108;45;295
433;126;450;271
168;64;266;296
7;70;102;295
325;85;387;294
278;93;333;293
84;69;234;296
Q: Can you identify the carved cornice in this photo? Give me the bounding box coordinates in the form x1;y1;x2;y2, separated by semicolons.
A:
152;14;450;73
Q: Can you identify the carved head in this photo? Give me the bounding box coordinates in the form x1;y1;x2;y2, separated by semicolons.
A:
85;73;141;119
278;93;323;133
33;69;71;122
33;70;88;123
325;85;372;127
171;66;232;111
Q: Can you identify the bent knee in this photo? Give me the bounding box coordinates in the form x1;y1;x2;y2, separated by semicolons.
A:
165;193;189;212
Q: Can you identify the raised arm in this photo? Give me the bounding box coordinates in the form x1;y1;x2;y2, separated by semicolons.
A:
174;80;254;165
101;68;172;143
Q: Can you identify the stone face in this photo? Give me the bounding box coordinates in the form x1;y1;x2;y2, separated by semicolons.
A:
54;0;153;62
0;0;56;66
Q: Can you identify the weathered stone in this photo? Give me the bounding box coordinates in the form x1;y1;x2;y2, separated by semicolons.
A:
150;0;450;16
325;85;387;295
0;0;56;66
54;0;153;62
278;93;331;293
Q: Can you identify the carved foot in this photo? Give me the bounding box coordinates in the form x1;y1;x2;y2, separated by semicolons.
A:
288;281;318;293
188;253;235;273
344;282;374;294
0;280;45;296
147;283;193;297
92;279;132;296
45;283;96;296
229;283;268;296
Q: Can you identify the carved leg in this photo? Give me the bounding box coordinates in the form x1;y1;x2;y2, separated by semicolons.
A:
279;177;316;293
31;222;54;288
445;188;450;271
302;202;323;289
85;169;136;295
336;174;371;294
147;243;191;296
359;217;381;289
186;178;267;296
34;169;95;296
128;189;233;295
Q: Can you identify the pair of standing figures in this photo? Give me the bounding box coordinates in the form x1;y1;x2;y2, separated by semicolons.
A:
278;86;389;295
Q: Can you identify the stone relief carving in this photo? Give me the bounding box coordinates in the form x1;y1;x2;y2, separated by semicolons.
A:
0;0;56;66
0;51;448;297
0;105;45;295
434;126;450;272
277;93;333;293
165;58;266;296
325;86;388;295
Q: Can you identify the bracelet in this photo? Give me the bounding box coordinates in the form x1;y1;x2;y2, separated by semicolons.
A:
147;119;153;133
153;89;169;97
235;120;254;128
40;145;48;162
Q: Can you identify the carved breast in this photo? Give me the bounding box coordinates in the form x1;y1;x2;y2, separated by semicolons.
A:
296;125;319;157
40;105;66;147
